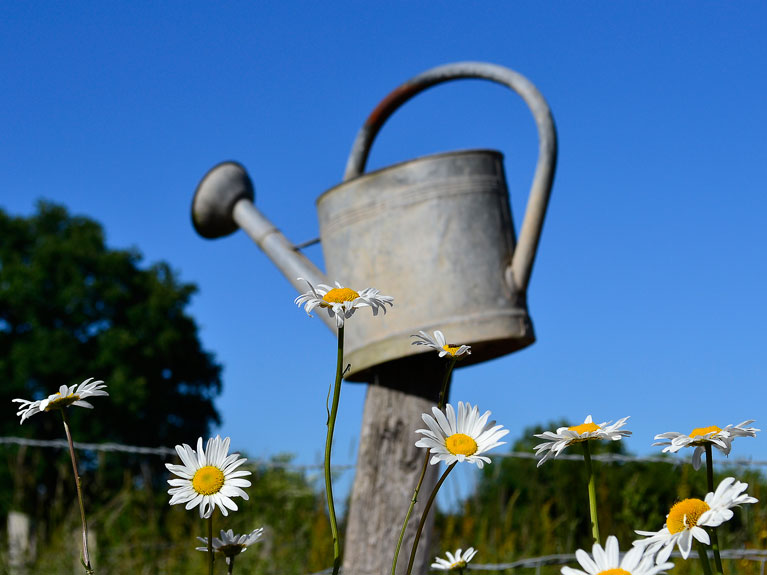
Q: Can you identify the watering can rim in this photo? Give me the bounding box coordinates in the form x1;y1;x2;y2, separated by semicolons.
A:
316;148;503;205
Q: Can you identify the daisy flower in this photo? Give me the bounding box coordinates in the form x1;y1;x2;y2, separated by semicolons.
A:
415;402;509;469
653;420;759;470
294;278;393;328
12;378;108;423
196;527;264;564
633;476;758;563
562;535;673;575
165;436;251;518
432;547;478;571
533;415;631;467
411;330;471;359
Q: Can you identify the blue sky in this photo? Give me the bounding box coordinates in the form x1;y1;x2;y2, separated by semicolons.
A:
2;2;766;503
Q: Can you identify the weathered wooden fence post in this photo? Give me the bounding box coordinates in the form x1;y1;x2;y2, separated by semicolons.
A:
7;511;33;575
191;60;556;575
342;358;447;575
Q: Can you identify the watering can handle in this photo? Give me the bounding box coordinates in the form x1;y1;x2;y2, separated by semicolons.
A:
343;61;557;293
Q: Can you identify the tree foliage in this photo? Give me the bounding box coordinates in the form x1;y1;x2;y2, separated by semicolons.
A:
0;202;222;516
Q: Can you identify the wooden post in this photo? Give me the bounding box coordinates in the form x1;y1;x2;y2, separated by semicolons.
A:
343;355;449;575
7;511;32;575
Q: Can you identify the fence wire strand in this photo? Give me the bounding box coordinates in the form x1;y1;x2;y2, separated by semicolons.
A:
0;436;355;471
2;435;766;468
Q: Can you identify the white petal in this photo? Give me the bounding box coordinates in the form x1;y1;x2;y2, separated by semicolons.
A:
574;548;598;573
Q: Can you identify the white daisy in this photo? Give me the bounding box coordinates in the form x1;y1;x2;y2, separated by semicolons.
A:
411;330;471;359
432;547;478;571
633;476;758;564
12;378;108;423
415;402;509;469
561;535;673;575
294;278;394;328
533;415;632;467
165;436;252;518
653;420;759;470
196;527;264;564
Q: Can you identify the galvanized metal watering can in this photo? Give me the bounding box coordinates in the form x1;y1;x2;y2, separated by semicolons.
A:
192;62;557;382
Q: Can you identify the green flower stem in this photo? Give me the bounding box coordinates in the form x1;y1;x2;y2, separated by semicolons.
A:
60;409;94;575
391;357;457;575
207;514;214;575
406;461;457;575
391;452;430;575
437;357;457;409
227;555;235;575
704;444;725;574
325;324;344;575
581;441;600;545
696;537;714;575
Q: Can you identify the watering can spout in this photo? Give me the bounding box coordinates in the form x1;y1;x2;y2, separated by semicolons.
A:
191;161;334;330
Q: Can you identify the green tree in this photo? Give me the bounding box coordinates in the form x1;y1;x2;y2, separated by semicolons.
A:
0;202;222;517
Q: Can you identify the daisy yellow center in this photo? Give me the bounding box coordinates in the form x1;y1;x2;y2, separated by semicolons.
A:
446;433;478;456
596;570;630;575
442;344;461;356
667;498;710;534
45;394;78;411
451;560;468;569
322;288;360;304
690;425;721;438
219;544;246;557
569;422;601;434
192;466;225;495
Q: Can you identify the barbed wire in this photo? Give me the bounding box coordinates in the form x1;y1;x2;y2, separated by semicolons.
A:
0;436;177;456
0;436;355;471
2;436;766;470
496;450;767;467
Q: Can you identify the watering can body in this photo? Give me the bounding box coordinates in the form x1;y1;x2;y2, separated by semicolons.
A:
318;149;534;381
192;62;556;383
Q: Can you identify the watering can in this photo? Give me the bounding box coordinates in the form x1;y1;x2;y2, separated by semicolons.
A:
192;61;557;382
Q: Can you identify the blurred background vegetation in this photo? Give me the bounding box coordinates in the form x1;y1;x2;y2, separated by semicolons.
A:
1;204;764;574
1;427;765;574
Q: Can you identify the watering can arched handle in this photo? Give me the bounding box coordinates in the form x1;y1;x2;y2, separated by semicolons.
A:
343;61;557;293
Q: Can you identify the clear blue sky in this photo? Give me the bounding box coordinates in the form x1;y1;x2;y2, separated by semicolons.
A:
2;2;765;503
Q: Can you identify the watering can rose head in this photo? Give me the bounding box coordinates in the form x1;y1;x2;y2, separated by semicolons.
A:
294;278;393;328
